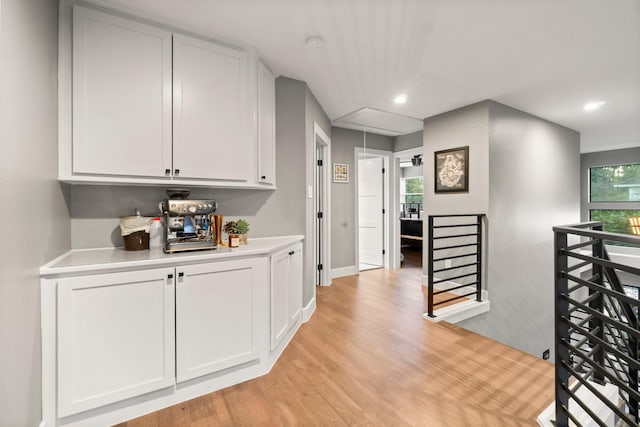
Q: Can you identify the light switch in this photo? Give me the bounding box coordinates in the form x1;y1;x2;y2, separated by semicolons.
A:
307;185;313;198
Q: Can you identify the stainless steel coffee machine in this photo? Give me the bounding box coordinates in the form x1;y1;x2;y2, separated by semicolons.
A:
161;192;217;253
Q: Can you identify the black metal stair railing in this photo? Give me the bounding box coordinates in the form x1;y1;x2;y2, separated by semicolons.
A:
427;214;485;318
553;221;640;427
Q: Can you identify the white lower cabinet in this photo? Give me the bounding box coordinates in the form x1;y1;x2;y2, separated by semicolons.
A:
176;258;261;383
270;243;303;350
43;237;304;425
57;268;175;417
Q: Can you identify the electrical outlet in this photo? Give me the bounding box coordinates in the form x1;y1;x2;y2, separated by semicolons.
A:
542;349;550;360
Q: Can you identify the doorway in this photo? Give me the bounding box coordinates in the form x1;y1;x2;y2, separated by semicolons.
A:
394;147;424;270
314;123;331;286
355;147;393;272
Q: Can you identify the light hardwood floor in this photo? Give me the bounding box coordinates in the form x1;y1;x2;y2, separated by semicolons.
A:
116;249;554;426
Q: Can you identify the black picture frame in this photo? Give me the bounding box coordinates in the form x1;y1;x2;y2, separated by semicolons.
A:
434;146;469;193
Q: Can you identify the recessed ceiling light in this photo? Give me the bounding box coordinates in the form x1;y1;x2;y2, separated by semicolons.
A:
394;94;407;104
305;36;324;49
584;101;606;111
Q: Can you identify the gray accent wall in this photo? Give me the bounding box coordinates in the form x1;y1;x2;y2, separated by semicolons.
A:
457;101;581;359
393;130;423;152
330;127;394;269
0;1;71;425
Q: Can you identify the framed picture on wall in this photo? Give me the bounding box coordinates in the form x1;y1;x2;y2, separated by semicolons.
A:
434;146;469;193
333;163;349;183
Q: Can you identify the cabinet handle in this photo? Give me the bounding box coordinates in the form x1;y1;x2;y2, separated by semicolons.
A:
174;169;180;176
178;272;184;278
167;273;174;285
168;274;174;279
165;169;171;176
261;175;266;180
288;251;295;256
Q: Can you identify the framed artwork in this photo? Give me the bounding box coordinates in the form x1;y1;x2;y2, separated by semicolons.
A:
434;146;469;193
333;163;349;183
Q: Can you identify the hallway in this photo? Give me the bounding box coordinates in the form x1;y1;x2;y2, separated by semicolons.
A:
118;263;554;426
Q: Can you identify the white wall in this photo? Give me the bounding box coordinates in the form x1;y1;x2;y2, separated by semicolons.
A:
0;1;71;425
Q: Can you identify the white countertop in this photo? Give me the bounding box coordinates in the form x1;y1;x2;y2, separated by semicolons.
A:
41;235;304;277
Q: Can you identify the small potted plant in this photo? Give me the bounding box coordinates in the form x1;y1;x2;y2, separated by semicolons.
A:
223;219;250;246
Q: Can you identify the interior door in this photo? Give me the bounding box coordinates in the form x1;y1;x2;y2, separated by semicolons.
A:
359;156;384;267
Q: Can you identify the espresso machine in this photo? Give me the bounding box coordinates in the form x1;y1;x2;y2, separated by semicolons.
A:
161;190;217;253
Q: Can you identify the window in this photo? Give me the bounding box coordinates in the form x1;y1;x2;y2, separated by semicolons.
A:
588;162;640;241
402;177;423;204
400;177;423;218
590;163;640;202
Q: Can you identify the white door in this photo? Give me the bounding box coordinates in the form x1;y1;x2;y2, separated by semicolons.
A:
359;156;384;267
173;33;250;181
57;268;175;417
176;259;260;383
72;5;172;177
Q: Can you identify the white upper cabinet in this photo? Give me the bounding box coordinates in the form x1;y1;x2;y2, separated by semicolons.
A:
60;2;275;188
71;5;172;177
173;34;250;182
257;61;276;187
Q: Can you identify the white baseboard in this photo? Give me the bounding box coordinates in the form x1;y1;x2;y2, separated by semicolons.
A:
39;421;46;427
331;265;358;279
302;296;316;323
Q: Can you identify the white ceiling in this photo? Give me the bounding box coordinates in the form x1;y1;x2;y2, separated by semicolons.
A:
93;0;640;153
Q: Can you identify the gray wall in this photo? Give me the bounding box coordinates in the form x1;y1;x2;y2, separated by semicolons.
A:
401;165;422;178
580;147;640;222
457;101;581;359
330;127;394;269
0;1;71;425
393;130;423;152
422;102;490;222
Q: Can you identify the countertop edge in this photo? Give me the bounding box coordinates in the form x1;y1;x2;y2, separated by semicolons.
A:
40;235;304;278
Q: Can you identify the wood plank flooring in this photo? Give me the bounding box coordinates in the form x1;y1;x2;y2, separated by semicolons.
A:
117;249;554;426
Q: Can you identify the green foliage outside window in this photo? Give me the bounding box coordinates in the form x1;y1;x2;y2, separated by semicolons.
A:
590;163;640;202
590;209;640;235
403;177;423;204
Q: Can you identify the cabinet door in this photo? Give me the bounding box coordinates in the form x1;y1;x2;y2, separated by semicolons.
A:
288;243;303;325
72;5;172;177
176;259;260;383
270;250;290;350
257;61;276;186
57;268;175;417
173;33;250;182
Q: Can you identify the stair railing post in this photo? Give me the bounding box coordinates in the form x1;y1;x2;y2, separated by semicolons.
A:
476;214;482;302
427;215;435;318
591;223;605;385
554;229;570;427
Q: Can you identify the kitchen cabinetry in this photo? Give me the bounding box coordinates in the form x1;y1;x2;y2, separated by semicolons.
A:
41;236;304;426
57;268;175;417
173;34;250;182
176;258;262;383
59;2;275;188
71;5;172;178
270;242;303;350
257;61;276;186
